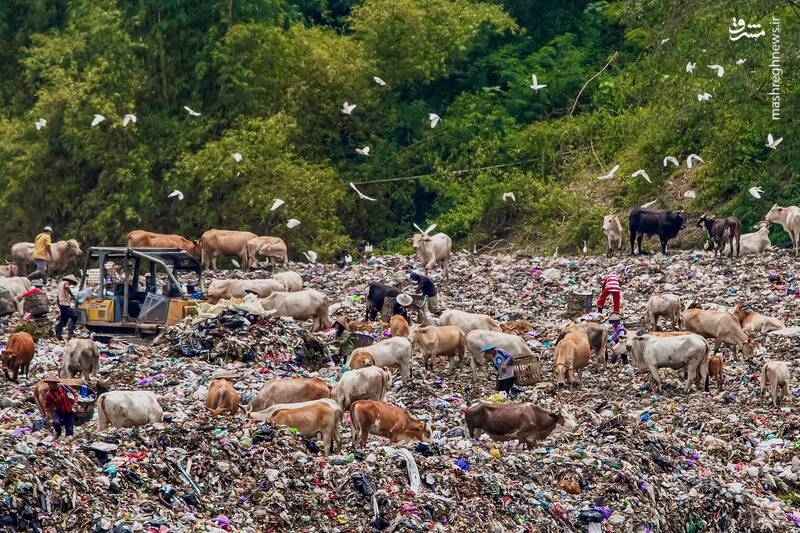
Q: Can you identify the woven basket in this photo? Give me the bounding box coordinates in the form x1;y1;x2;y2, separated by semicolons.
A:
513;354;542;386
566;291;593;317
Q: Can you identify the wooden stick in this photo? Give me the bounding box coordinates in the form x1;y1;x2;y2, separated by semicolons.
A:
569;51;619;116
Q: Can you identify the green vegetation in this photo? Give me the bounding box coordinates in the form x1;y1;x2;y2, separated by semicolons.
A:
0;0;796;258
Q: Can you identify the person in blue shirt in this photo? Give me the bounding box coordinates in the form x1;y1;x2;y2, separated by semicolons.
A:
481;343;517;395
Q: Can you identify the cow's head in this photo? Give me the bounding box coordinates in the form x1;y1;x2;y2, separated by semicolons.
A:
66;239;83;256
765;204;783;224
696;213;710;228
741;338;754;358
551;407;578;434
673;210;687;229
627;332;648;368
410;233;430;249
602;215;617;232
417;419;433;443
94;379;111;395
753;220;769;231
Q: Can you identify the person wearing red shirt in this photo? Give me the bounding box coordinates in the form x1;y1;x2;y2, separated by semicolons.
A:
597;271;622;314
43;376;76;438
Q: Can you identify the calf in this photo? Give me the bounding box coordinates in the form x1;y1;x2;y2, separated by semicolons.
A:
705;355;724;392
682;308;754;357
349;400;431;450
465;403;577;449
646;294;682;330
206;379;241;416
438;310;502;335
2;332;35;382
629;208;686;255
409;325;465;373
348;351;374;370
389;314;410;338
465;330;538;382
333;366;390;409
554;331;591;387
260;289;331;331
697;214;741;258
555;322;607;367
248;377;331;413
346;337;412;380
627;332;708;393
602;214;623;257
33;378;109;418
59;339;99;380
97;391;164;431
251;398;342;454
760;361;790;407
733;304;785;333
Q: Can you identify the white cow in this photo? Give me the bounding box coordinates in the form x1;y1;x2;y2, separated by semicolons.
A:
765;204;800;257
645;293;682;330
206;278;285;303
347;336;412;380
333;366;391;409
97;391;164;431
272;271;303;292
59;339;99;379
438;310;502;335
0;277;33;314
259;289;331;331
464;330;534;381
411;232;452;278
602;215;623;257
760;361;790;407
722;221;771;256
627;333;708;393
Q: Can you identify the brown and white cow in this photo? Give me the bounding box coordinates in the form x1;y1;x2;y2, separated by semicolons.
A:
206;379;242;416
349;400;431;450
200;229;257;270
250;398;342;454
732;304;785;334
59;339;99;380
409;325;465;373
348;351;374;370
126;230;201;260
465;402;577;449
682;308;754;357
2;332;35;382
348;337;412;380
247;377;331;413
333;366;390;409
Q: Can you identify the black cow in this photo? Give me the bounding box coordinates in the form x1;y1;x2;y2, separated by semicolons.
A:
365;282;409;322
629;208;686;255
697;213;741;258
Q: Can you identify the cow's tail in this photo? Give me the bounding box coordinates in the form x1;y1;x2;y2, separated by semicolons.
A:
380;368;391;400
210;406;225;416
97;394;108;431
321;295;331;330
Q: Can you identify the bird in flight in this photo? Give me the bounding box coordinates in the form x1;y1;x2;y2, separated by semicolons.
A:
697;92;712;102
502;192;516;202
350;182;376;201
686;154;704;169
303;251;318;264
413;223;437;236
529;74;547;91
168;190;184;201
707;64;725;77
765;133;783;149
34;118;47;130
91;114;106;127
355;146;370;156
271;199;285;211
631;170;651;183
123;114;137;127
596;164;620;180
373;76;386;86
663;156;679;167
341;102;356;115
641;200;658;209
184;106;201;116
287;219;301;229
749;186;763;199
232;152;242;162
429;113;441;128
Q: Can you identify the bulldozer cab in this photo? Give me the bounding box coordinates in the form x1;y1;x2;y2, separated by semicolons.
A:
77;247;203;335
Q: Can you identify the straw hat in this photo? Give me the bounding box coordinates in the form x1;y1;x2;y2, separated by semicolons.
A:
43;376;60;383
396;294;413;306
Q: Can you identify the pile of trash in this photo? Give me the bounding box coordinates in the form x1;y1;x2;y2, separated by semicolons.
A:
1;248;799;531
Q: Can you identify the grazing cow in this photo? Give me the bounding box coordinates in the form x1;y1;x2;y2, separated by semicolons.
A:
347;337;412;380
33;378;109;418
760;361;790;407
645;294;682;330
200;229;257;270
628;208;686;255
97;391;164;431
348;351;374;370
272;271;303;292
554;331;591;387
59;339;99;380
410;232;452;278
465;330;539;382
626;332;708;393
682;309;754;357
602;215;623;257
333;366;391;409
438;310;502;336
0;264;17;277
2;332;35;382
409;325;465;373
205;379;241;416
733;304;785;333
248;377;331;413
705;355;724;392
260;289;331;332
389;314;410;338
126;231;201;260
365;282;401;321
555;322;607;366
0;277;33;314
207;279;285;303
465;403;577;449
722;221;771;256
245;236;288;270
11;239;83;276
250;399;342;454
697;214;741;258
350;400;431;450
765;204;800;257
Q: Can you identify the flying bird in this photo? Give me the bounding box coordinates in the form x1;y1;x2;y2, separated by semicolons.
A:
429;113;440;128
663;156;679;167
287;219;301;229
232;152;242;162
349;182;376;201
91;114;106;127
34;118;47;130
641;200;658;209
373;76;386;86
168;190;184;201
697;92;712;102
686;154;704;168
686;62;696;73
341;102;356;115
122;114;137;127
683;190;696;199
660;38;670;44
355;146;370;156
271;199;285;211
631;169;651;183
529;74;547;91
736;58;747;65
183;106;201;116
413;223;437;236
303;250;318;264
749;186;763;199
502;192;516;202
707;64;725;77
765;133;783;149
596;164;620;181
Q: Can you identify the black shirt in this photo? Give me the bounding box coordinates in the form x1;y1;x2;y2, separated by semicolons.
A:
415;275;437;296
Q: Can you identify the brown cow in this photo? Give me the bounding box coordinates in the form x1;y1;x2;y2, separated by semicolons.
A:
732;304;785;333
200;229;256;270
409;325;465;373
465;403;577;449
697;214;741;258
33;378;110;418
247;377;331;414
556;322;607;368
348;351;374;370
250;399;342;454
682;308;754;357
206;379;242;416
245;236;288;270
349;400;431;450
126;230;202;260
389;314;410;338
2;332;35;382
706;355;724;392
554;331;591;387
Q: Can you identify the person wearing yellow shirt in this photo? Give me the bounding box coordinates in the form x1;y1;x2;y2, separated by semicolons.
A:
29;226;53;284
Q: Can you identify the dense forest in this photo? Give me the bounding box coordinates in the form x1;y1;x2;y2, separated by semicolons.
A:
0;0;797;259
